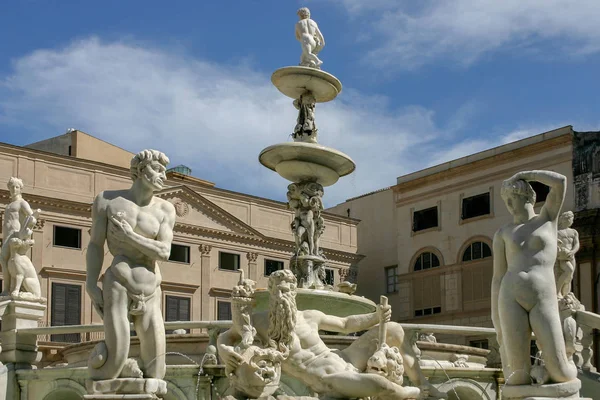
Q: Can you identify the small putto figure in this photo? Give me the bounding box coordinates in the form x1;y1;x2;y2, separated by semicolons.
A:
295;7;325;69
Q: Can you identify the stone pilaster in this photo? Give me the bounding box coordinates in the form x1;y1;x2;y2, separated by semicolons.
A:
246;252;259;281
199;244;212;321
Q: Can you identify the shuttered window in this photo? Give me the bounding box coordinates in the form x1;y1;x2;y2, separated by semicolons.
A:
51;283;81;342
165;295;191;333
217;301;232;320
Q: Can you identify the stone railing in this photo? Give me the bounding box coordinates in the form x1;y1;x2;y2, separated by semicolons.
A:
574;309;600;372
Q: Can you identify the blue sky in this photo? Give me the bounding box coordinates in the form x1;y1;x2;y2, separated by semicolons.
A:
0;1;599;206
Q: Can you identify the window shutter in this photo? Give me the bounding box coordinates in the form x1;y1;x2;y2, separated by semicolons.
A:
52;283;66;326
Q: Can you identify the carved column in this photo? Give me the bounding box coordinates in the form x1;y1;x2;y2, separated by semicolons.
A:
199;244;212;321
246;252;259;282
31;219;45;282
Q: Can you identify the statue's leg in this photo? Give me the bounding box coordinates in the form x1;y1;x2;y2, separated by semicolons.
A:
89;269;130;380
133;286;166;379
498;297;532;385
320;371;420;400
530;300;578;382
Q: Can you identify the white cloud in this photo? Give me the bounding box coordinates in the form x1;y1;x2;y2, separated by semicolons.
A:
335;0;600;69
0;38;457;206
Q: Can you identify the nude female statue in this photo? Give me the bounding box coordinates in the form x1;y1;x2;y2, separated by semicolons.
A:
492;170;578;385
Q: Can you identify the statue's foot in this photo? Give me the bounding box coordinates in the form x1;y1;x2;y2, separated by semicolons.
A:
11;291;19;297
121;358;144;378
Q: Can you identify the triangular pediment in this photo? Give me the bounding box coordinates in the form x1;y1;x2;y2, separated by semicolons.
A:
157;186;264;238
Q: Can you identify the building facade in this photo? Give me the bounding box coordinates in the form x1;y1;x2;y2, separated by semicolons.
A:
330;126;600;349
0;131;360;342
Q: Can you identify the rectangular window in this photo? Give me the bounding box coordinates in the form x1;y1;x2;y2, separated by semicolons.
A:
469;339;489;349
217;301;232;320
462;192;490;220
530;181;550;203
169;244;191;263
324;268;335;286
165;295;191;333
413;207;438;232
414;307;441;317
51;283;81;342
385;266;399;293
264;259;284;276
219;252;240;271
53;226;82;249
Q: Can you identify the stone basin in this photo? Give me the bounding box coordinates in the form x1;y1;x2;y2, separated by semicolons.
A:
252;288;376;317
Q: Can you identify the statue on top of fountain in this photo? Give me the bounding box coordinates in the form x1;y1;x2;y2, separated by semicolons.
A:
296;7;325;69
0;177;42;301
218;269;448;400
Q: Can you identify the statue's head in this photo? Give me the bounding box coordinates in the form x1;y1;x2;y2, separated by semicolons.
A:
501;179;536;215
559;211;574;229
267;270;297;351
297;7;310;19
130;149;169;191
7;177;24;197
366;343;404;385
230;346;284;399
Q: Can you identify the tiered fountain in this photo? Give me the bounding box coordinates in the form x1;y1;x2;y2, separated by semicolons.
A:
254;7;375;317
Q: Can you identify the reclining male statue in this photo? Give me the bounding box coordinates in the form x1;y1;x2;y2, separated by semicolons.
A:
218;269;447;399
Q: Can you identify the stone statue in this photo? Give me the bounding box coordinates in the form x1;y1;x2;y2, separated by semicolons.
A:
293;92;318;143
85;149;175;394
0;177;42;299
218;270;447;399
492;170;578;386
287;181;324;257
295;7;325;69
219;270;285;399
555;211;580;298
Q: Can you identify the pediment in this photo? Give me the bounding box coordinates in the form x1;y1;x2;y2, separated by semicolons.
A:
157;186;264;238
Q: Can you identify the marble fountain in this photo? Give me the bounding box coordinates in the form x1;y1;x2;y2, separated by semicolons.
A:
0;7;599;400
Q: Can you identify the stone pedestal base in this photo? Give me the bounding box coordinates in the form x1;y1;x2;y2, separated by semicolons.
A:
0;297;46;364
501;379;582;399
85;378;167;399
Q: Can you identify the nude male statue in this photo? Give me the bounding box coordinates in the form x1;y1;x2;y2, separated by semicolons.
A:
1;177;38;296
492;171;578;385
218;270;447;399
295;7;325;68
86;149;176;381
555;211;579;298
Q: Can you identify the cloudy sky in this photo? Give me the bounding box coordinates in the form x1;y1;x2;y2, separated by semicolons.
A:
0;1;599;206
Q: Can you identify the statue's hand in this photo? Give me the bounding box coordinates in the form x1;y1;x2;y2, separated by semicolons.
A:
218;344;243;374
109;216;134;240
87;285;104;318
378;303;391;323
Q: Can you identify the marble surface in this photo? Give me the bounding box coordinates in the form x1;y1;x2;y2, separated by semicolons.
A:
259;142;355;186
271;67;341;102
295;7;325;69
86;150;176;383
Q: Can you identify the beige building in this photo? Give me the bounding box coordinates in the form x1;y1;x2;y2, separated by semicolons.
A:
0;130;360;342
330;126;600;348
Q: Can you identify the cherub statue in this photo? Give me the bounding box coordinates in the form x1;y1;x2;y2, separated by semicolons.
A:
555;211;579;298
295;7;325;69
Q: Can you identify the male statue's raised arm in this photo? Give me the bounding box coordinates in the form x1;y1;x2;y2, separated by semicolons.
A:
308;302;390;335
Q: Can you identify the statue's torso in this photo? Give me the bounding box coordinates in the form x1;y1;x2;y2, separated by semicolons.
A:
2;200;27;237
500;217;559;308
105;195;163;266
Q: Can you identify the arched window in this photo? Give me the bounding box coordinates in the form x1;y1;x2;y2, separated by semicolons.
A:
462;241;492;262
414;252;440;271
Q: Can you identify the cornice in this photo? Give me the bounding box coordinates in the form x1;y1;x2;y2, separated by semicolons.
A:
40;267;87;281
395;149;572;206
161;280;200;294
0;190;92;215
393;133;572;195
